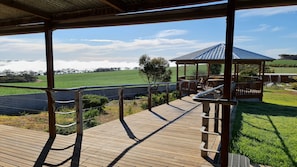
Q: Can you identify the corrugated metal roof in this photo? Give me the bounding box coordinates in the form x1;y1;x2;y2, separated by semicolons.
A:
170;43;274;62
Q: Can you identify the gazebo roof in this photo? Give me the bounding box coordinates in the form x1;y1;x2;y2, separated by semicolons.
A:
170;43;275;63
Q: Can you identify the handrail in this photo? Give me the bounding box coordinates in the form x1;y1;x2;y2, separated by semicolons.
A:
0;82;175;136
193;82;237;158
56;122;77;128
200;142;220;153
201;112;221;120
200;126;220;136
0;82;175;92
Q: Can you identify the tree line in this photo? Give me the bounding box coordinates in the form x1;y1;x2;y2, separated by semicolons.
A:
0;70;38;83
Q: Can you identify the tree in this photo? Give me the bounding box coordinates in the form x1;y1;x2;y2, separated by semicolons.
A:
210;64;222;75
139;55;172;85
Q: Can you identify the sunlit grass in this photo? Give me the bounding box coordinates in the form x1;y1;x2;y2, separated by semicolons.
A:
231;86;297;167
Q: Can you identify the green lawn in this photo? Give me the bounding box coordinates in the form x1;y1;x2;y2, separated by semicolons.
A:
231;86;297;167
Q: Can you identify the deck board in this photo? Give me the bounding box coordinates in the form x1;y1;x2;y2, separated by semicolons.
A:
0;96;220;166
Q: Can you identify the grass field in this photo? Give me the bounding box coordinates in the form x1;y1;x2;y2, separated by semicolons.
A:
0;63;295;95
231;86;297;167
266;59;297;67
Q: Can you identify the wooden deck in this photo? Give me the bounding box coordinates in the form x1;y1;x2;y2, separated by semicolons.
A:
0;96;221;167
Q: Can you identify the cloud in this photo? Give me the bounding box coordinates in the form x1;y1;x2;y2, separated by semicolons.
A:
155;29;187;38
238;5;297;17
249;24;282;32
263;48;293;59
0;60;139;72
271;26;282;32
251;24;270;32
283;33;297;39
234;35;255;43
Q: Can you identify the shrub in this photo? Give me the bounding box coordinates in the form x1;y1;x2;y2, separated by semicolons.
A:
291;82;297;90
141;91;178;109
84;108;99;127
82;94;109;113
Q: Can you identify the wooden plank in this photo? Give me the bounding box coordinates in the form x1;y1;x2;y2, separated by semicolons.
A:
0;96;220;166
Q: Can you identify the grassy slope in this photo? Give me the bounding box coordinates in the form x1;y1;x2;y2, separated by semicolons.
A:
0;66;209;95
266;59;297;66
231;87;297;167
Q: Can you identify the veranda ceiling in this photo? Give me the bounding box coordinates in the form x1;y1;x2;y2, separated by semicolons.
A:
0;0;297;36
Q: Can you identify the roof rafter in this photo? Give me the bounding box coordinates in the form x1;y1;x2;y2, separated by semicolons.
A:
0;0;51;20
100;0;126;12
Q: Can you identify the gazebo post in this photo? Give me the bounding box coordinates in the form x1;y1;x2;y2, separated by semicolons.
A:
260;61;265;101
196;62;199;80
207;63;210;78
184;63;187;78
45;22;56;139
221;0;235;166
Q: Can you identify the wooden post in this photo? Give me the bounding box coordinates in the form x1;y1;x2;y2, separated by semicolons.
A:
187;81;191;96
201;102;210;157
222;0;236;166
148;85;152;111
75;90;83;135
119;87;124;121
45;22;56;139
196;63;199;80
46;90;56;139
260;61;265;101
176;63;179;90
178;81;182;99
166;83;169;104
184;63;187;78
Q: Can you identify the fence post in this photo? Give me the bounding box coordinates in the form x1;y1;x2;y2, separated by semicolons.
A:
166;83;169;104
75;90;83;135
119;87;124;121
201;101;210;157
214;93;221;133
178;81;182;99
46;90;56;139
214;103;219;133
148;85;152;111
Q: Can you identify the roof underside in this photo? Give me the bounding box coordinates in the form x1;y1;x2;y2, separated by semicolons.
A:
170;43;275;63
0;0;297;36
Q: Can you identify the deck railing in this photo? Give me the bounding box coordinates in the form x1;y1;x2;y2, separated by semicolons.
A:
0;83;174;137
235;81;262;99
193;83;237;158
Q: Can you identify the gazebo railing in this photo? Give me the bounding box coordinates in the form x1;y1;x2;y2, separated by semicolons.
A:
235;81;262;99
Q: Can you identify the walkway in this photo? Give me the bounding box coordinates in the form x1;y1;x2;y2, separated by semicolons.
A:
0;96;220;166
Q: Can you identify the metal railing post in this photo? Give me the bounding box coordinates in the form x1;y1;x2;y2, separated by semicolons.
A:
75;90;83;135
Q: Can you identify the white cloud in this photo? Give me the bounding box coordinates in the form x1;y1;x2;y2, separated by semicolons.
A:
271;26;282;32
234;36;255;43
238;5;297;17
155;29;187;38
283;33;297;38
252;24;270;32
263;48;293;59
249;24;282;33
0;60;139;72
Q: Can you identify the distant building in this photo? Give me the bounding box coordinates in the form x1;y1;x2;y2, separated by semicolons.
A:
279;54;297;60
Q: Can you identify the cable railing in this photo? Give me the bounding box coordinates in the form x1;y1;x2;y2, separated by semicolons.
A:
0;82;175;137
193;83;237;158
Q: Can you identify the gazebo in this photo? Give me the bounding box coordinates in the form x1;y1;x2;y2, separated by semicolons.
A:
170;43;275;101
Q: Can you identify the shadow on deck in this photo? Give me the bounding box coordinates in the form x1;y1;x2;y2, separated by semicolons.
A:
0;96;220;167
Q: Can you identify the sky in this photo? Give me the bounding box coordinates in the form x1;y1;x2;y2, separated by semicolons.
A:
0;5;297;72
